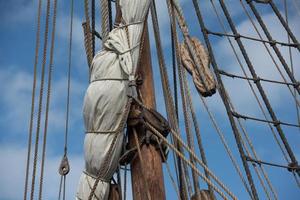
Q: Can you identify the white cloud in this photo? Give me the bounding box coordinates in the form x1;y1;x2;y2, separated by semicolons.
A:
0;66;86;136
0;144;84;200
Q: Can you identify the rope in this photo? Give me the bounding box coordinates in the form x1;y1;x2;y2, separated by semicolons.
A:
206;29;299;48
283;0;300;129
198;93;253;199
266;0;300;52
24;0;42;199
208;2;299;192
130;98;237;199
147;123;237;200
64;0;74;157
152;1;189;198
87;98;132;200
100;0;110;43
92;0;95;56
178;60;200;196
238;0;300;112
245;0;300;96
84;0;93;68
153;136;181;200
169;4;181;190
182;69;217;200
38;0;58;199
191;0;260;199
221;0;299;177
30;0;51;199
180;37;216;97
212;0;291;171
239;0;296;168
226;0;300;166
169;0;211;94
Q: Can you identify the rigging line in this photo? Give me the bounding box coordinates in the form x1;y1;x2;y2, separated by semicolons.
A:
227;93;277;200
164;124;238;199
170;0;201;193
30;0;51;199
177;37;201;196
24;0;43;199
116;166;122;200
232;111;300;128
132;129;152;200
191;1;260;199
100;0;110;43
92;0;95;56
38;0;58;199
246;156;300;171
168;1;191;198
136;94;236;199
152;0;189;198
153;136;181;200
169;15;182;191
219;0;299;175
171;19;179;119
283;0;300;129
64;0;74;156
84;0;91;27
122;135;127;200
245;0;300;96
239;0;300;113
265;0;300;52
147;123;237;200
206;29;299;48
199;94;253;199
83;0;93;72
238;0;293;163
123;165;127;200
182;70;217;200
108;0;113;31
210;0;290;171
218;69;300;88
169;0;212;93
58;175;63;200
63;175;66;200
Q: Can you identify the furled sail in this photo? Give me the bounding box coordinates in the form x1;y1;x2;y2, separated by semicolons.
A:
76;0;150;199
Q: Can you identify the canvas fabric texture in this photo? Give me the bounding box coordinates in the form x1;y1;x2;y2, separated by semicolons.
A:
76;0;150;199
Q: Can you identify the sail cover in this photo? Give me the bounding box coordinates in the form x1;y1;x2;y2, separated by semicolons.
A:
76;0;150;199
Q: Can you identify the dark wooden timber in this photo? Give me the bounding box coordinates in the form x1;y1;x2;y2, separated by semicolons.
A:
128;25;166;200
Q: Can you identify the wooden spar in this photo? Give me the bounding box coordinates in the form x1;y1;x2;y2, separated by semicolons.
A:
128;25;166;200
114;1;165;199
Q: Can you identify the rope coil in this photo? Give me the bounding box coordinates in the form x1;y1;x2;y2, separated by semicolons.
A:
180;37;216;97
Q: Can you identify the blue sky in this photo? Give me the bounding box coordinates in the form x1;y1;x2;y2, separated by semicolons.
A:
0;0;300;199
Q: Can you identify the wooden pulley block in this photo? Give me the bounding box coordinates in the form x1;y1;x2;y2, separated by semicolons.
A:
59;155;70;176
143;107;170;137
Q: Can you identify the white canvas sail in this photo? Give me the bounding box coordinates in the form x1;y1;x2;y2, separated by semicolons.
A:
76;0;150;199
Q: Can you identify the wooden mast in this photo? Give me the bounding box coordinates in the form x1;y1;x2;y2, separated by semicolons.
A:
114;2;165;199
129;25;166;200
